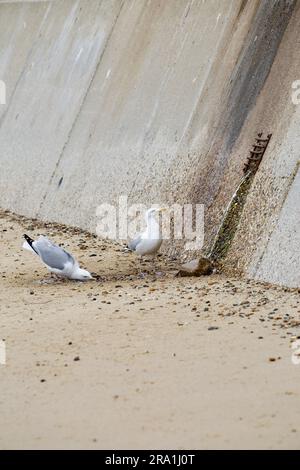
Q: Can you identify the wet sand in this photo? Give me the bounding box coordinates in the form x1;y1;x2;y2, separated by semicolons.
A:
0;210;300;449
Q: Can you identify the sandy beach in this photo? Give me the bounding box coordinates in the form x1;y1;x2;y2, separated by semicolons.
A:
0;210;299;450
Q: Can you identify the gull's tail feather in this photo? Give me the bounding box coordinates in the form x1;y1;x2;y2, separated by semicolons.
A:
22;234;38;254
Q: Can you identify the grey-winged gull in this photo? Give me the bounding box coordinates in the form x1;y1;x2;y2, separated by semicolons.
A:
22;234;93;281
128;207;166;256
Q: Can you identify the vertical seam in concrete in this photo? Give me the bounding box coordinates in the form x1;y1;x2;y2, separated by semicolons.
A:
37;0;125;216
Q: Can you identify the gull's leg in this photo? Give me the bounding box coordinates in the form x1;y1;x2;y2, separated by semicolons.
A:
39;272;58;284
151;254;157;274
138;254;144;274
49;272;67;283
136;254;148;277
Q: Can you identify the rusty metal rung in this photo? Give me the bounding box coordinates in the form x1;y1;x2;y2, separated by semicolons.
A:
253;144;267;149
255;138;269;143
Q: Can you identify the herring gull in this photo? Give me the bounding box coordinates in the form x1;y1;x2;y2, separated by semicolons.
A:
22;234;93;281
128;207;166;256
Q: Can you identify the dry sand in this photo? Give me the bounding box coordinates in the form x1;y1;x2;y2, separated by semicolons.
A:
0;209;300;450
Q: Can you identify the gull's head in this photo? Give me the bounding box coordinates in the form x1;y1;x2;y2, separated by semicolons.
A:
157;207;167;213
72;267;93;281
145;207;167;219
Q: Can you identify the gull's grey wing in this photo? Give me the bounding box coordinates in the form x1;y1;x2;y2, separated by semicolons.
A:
34;238;75;270
128;234;142;251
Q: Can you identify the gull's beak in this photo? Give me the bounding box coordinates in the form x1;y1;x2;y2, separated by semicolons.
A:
157;207;167;212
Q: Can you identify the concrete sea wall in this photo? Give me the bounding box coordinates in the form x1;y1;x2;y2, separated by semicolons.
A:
0;0;299;287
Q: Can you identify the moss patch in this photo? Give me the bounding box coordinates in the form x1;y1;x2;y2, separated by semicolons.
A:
209;172;253;262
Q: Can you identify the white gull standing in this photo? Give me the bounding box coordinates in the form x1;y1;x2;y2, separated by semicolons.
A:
128;207;166;256
22;234;93;281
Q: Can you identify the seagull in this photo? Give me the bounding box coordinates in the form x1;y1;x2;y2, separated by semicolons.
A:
128;207;166;256
22;234;93;281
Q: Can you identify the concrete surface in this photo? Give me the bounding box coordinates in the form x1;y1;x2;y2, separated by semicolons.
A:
251;165;300;286
0;0;299;287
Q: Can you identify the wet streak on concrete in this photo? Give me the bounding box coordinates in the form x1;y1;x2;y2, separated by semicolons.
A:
221;0;296;155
